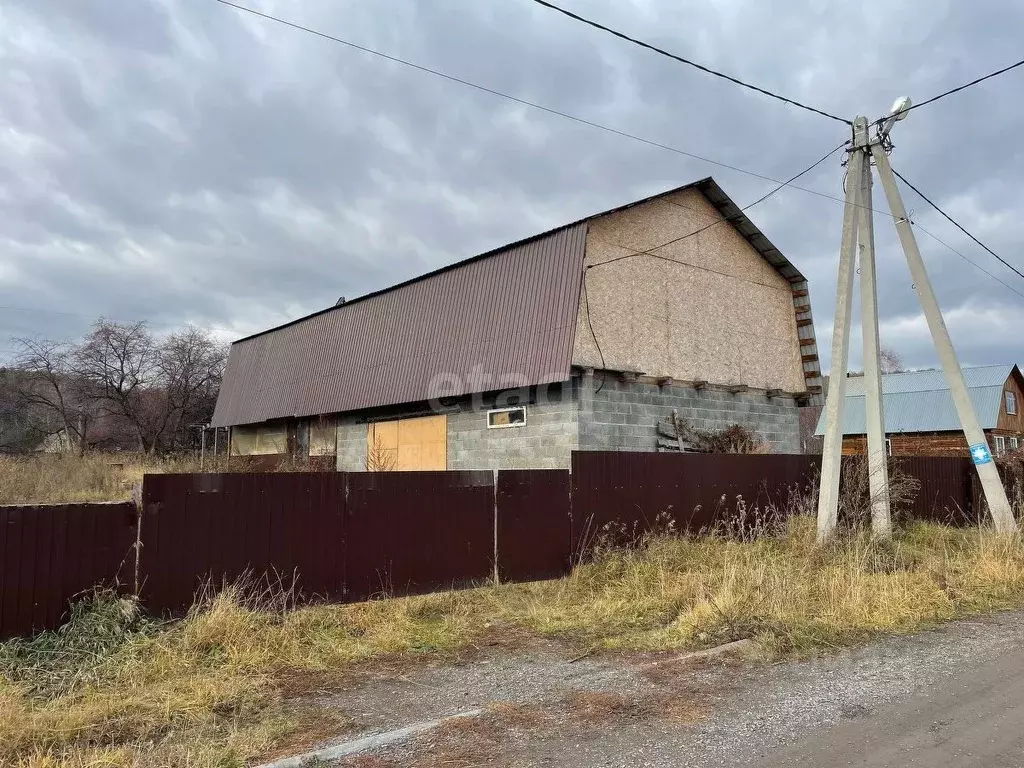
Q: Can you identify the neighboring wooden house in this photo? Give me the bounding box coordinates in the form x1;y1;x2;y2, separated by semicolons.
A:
211;178;823;470
815;364;1024;457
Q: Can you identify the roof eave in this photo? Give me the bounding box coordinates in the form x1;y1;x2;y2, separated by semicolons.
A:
696;178;807;284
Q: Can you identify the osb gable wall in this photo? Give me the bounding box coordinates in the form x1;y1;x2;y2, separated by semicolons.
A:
996;368;1024;432
572;188;805;392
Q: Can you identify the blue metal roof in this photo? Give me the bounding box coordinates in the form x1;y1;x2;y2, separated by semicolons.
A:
814;364;1018;435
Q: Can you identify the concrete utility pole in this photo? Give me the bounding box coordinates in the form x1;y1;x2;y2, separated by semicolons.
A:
816;125;863;543
856;125;892;540
871;144;1016;533
817;102;1018;541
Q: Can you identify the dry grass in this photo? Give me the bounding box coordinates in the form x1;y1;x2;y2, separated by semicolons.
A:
563;690;641;722
0;454;205;505
5;518;1024;766
0;452;322;505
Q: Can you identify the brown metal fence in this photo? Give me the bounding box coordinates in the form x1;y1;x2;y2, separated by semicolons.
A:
0;452;1006;639
0;502;137;640
496;470;572;582
345;471;494;601
893;456;976;525
570;452;819;551
141;473;346;614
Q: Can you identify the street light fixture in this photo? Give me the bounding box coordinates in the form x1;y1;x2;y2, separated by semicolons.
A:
878;96;913;138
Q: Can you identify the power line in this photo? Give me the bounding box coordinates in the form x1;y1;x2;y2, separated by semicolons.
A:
2;142;848;353
587;139;850;271
900;57;1024;116
529;0;852;126
579;270;608;393
912;222;1024;301
19;1;1015;332
579;140;849;384
211;0;867;210
891;168;1024;283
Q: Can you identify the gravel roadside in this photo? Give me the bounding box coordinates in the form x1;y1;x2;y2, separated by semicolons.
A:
317;611;1024;767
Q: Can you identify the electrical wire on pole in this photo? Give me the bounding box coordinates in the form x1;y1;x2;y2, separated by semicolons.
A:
580;138;849;393
585;139;850;271
817;104;1018;542
895;57;1024;117
529;0;852;125
912;223;1024;301
890;169;1024;282
208;0;870;212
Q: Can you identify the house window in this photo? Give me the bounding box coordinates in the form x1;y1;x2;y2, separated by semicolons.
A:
230;423;287;455
994;436;1006;456
1006;391;1018;415
1011;437;1020;452
308;419;337;456
885;438;893;457
487;406;527;429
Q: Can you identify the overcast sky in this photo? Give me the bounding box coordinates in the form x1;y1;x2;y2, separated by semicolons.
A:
2;0;1023;373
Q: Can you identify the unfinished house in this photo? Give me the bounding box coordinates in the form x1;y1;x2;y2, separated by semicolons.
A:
211;178;823;470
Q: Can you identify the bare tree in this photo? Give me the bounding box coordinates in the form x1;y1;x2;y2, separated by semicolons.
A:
158;326;228;451
879;347;905;375
73;320;160;452
9;338;94;454
9;320;228;455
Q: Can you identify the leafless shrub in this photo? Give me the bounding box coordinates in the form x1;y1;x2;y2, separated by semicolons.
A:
589;509;678;556
681;422;770;454
996;449;1024;518
839;455;921;528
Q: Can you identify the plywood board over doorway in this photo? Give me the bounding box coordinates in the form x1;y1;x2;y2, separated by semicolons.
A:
368;414;447;471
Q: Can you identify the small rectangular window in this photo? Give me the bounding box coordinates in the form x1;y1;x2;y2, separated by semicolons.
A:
885;438;892;457
487;406;527;429
1011;437;1020;451
1006;391;1018;415
994;436;1006;456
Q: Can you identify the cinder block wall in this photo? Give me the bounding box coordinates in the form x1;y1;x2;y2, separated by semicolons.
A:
578;376;801;455
447;396;578;470
334;375;800;471
334;384;579;471
336;419;368;471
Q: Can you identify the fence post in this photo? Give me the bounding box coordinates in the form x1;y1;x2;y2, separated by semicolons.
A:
493;468;500;586
133;502;144;597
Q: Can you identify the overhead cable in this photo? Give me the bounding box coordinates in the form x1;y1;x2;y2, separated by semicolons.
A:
210;0;863;207
530;0;852;125
899;57;1024;116
912;223;1024;302
587;139;850;271
891;169;1024;283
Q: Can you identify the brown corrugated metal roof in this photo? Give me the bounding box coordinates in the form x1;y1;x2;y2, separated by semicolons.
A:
212;223;588;427
212;178;811;427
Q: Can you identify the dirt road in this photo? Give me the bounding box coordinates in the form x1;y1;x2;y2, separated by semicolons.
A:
317;612;1024;767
